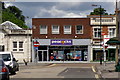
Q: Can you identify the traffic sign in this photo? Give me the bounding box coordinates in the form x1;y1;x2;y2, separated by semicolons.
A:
103;35;110;46
105;46;108;49
102;33;105;35
34;47;38;50
33;40;40;47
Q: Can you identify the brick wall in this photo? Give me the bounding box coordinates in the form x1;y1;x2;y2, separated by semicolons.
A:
32;18;92;39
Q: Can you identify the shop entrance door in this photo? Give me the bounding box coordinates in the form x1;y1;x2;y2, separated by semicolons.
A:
38;50;47;61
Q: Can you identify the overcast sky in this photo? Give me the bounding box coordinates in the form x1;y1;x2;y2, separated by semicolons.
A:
4;1;116;28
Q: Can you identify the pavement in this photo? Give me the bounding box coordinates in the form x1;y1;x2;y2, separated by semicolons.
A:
11;62;97;79
18;62;53;70
95;62;120;79
19;62;53;66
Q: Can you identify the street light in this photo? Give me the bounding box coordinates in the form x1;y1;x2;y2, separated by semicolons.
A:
92;5;102;43
92;4;104;64
115;0;119;65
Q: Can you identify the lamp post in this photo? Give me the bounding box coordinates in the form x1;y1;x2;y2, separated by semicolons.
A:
115;0;119;65
92;4;105;65
92;5;102;44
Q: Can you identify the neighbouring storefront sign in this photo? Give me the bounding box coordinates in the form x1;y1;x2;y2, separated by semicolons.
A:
51;40;72;45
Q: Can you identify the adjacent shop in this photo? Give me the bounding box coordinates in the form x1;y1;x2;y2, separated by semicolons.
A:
92;46;116;61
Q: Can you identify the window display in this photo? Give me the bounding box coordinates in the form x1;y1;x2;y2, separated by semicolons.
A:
67;51;82;61
49;46;88;61
57;51;64;59
52;51;64;60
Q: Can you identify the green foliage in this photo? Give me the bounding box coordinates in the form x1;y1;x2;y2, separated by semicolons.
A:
90;8;108;15
7;6;25;22
2;3;28;28
2;11;28;28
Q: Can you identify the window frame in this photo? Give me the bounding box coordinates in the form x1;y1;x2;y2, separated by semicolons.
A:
108;27;116;38
64;25;71;34
13;41;17;51
93;27;102;38
75;25;83;34
19;41;23;51
13;41;24;52
52;25;60;34
40;25;48;34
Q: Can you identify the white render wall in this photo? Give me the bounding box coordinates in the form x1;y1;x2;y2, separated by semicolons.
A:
0;30;32;63
90;17;116;25
9;36;31;63
0;32;4;45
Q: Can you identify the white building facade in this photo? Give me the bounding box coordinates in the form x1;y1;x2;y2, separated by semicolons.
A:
0;21;32;63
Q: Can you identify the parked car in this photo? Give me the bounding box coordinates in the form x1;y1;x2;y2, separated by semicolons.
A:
0;59;9;80
0;52;19;74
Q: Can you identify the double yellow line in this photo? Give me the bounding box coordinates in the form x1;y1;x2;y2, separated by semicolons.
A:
92;66;100;79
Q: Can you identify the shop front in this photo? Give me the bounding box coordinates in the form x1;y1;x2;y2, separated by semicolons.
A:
92;46;116;61
49;46;88;61
32;39;91;62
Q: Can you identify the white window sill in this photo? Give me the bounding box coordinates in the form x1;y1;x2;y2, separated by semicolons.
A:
76;33;83;34
12;51;24;53
93;37;101;39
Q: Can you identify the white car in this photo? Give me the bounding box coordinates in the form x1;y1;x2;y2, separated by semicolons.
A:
0;52;19;74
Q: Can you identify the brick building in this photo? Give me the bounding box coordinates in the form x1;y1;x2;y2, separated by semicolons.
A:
32;18;92;62
88;15;116;61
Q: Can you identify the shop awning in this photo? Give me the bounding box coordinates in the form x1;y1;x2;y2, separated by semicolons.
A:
106;37;120;45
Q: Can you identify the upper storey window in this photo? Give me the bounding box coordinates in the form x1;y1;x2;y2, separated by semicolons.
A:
93;28;102;38
64;25;71;34
40;25;47;34
76;25;83;34
52;25;59;34
108;28;116;38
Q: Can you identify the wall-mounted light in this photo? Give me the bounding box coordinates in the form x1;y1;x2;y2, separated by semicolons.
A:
75;36;77;38
33;25;36;29
46;36;48;39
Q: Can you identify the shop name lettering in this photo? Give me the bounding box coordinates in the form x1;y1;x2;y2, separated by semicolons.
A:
51;40;72;45
52;41;71;44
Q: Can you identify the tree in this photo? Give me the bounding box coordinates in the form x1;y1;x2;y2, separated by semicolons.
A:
90;8;108;15
2;10;27;28
2;2;28;28
7;6;25;22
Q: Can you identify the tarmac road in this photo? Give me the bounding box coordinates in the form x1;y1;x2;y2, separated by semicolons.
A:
10;63;99;80
58;68;95;78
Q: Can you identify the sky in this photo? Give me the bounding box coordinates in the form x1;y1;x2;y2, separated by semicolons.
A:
4;0;117;28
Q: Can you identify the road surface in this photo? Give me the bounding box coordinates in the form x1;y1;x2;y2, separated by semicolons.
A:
10;63;99;80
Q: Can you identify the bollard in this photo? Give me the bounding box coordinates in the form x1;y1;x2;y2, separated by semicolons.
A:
23;59;28;66
100;56;102;65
